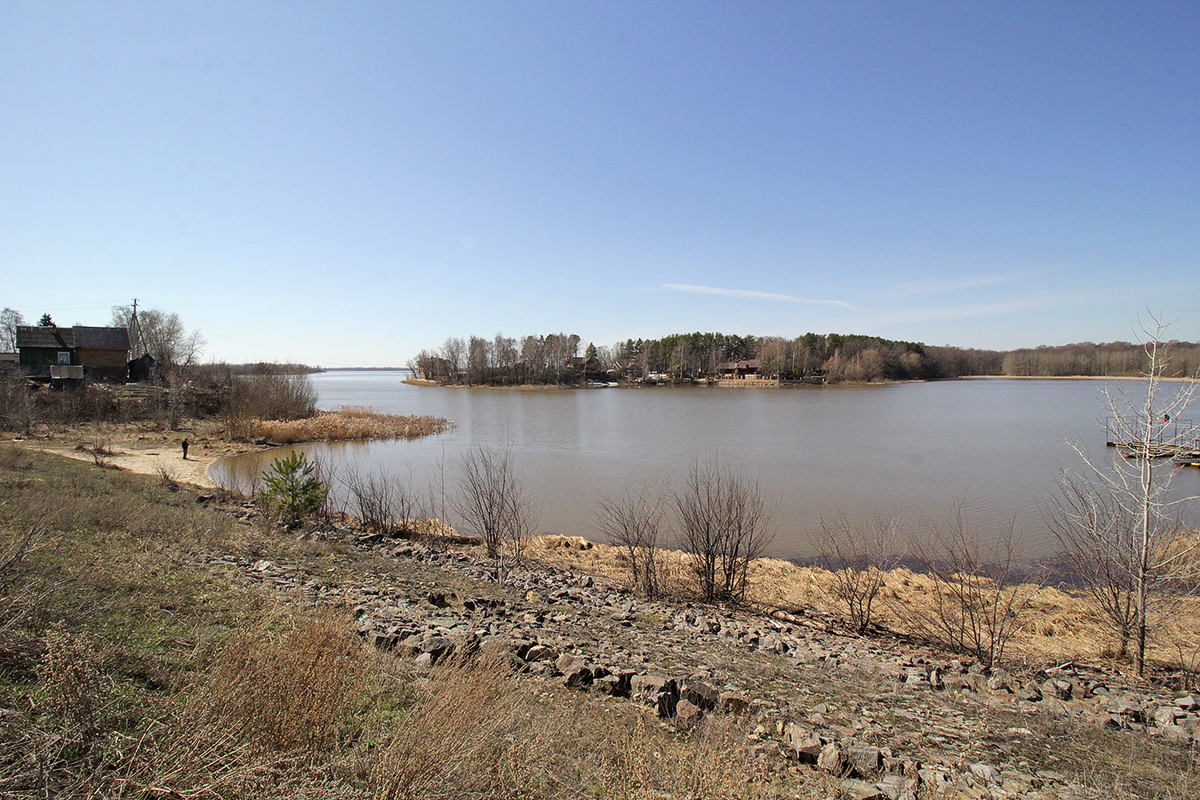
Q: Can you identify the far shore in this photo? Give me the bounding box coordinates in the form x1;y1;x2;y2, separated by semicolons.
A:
404;373;1198;390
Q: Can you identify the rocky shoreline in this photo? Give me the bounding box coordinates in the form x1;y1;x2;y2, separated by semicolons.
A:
180;509;1200;800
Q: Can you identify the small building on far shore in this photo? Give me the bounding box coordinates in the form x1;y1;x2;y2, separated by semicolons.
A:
717;358;778;386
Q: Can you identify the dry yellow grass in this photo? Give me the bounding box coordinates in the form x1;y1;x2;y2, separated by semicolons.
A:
243;406;452;444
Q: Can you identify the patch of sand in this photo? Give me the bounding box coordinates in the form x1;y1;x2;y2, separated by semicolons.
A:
9;422;252;490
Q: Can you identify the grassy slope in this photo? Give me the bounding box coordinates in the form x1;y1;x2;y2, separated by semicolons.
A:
0;446;810;799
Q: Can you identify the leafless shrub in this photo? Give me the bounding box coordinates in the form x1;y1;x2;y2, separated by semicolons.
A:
673;457;772;604
310;452;349;526
812;513;900;633
894;509;1039;666
0;522;42;581
596;482;669;598
0;373;34;434
221;372;318;438
453;445;538;562
343;462;420;536
157;464;180;491
79;439;116;468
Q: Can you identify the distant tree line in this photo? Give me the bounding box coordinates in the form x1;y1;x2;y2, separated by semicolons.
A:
411;330;1200;387
410;333;587;386
411;330;1006;385
1000;341;1200;378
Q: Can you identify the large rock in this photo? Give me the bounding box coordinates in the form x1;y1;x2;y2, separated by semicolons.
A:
564;667;594;689
838;779;888;800
847;744;883;776
631;674;671;698
682;680;718;711
784;723;824;764
655;684;680;718
595;672;633;698
818;742;849;776
555;652;580;675
718;691;750;714
419;636;455;665
674;698;704;726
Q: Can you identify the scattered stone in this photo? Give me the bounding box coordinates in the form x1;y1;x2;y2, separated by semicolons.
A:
674;697;704;725
847;744;883;776
969;763;1001;785
718;691;750;714
785;723;824;764
682;680;718;711
564;667;594;689
839;778;888;800
818;742;848;776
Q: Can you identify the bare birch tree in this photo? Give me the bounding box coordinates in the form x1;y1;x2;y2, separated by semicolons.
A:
0;308;24;352
1054;314;1200;675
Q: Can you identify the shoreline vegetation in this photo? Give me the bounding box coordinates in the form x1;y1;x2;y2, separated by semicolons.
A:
0;368;452;489
410;329;1200;387
231;405;451;445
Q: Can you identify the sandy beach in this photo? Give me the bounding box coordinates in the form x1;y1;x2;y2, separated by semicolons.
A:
10;422;251;490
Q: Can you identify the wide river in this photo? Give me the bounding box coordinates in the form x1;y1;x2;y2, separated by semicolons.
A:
212;372;1200;562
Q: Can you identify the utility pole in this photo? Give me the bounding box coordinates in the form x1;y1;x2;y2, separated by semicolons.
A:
130;298;145;357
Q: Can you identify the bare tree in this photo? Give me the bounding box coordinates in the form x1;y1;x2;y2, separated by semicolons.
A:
454;446;537;561
111;305;206;368
1046;475;1139;657
1056;313;1200;675
812;513;900;633
596;482;669;598
0;307;24;352
674;458;772;604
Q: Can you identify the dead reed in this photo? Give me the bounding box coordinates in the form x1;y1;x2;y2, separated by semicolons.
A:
238;406;451;444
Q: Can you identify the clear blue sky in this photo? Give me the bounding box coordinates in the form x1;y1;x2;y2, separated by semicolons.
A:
3;1;1197;366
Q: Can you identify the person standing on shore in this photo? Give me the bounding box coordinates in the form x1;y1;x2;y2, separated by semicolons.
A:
182;439;189;460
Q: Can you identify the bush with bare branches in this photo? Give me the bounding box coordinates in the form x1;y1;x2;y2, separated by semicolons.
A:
454;445;537;561
596;483;668;598
812;513;900;633
674;458;772;604
894;511;1039;666
343;462;421;536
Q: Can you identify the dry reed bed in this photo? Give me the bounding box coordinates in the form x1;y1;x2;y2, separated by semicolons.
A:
242;406;451;444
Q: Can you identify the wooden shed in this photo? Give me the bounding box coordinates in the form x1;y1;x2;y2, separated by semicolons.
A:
16;325;131;383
